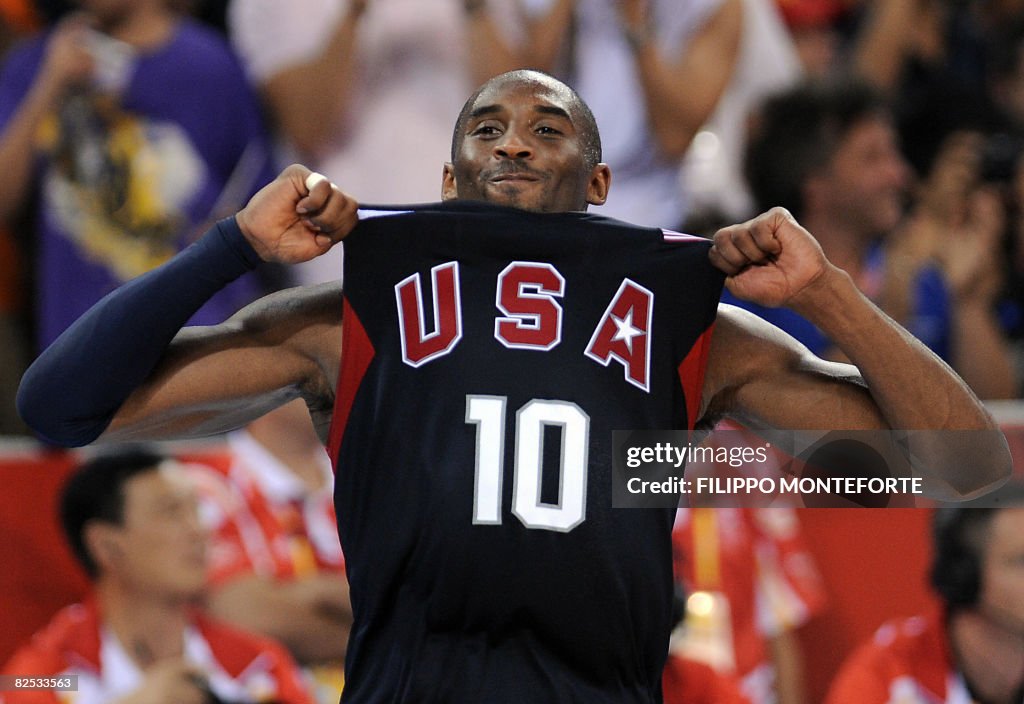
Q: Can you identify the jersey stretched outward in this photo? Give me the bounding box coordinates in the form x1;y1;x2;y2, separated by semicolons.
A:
326;201;725;703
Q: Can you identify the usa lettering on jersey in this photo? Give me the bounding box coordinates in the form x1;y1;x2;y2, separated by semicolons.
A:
395;262;463;367
394;260;653;392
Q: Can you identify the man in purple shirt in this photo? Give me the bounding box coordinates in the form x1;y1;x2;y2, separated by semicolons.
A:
0;0;276;350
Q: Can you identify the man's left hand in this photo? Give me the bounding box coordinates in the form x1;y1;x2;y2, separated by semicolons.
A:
710;207;832;308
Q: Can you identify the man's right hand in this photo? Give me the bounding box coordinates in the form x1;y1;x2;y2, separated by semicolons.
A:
236;164;359;264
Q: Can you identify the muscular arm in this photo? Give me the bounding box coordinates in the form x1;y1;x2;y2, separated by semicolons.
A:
17;166;358;446
103;281;344;442
702;209;1011;499
702;305;883;431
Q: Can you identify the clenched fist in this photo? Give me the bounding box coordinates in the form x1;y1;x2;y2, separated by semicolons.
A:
710;207;833;309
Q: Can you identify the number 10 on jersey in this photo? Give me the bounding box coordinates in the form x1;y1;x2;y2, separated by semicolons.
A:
466;395;590;532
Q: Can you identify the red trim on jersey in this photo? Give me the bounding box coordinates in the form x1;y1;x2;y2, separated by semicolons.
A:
677;322;716;429
327;297;375;469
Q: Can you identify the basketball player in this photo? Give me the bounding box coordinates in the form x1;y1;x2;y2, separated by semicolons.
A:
18;71;1010;702
826;485;1024;703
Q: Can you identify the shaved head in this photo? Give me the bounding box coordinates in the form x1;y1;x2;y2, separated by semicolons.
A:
451;70;602;169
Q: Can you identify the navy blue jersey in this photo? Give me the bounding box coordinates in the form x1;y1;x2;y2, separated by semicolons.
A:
326;202;724;703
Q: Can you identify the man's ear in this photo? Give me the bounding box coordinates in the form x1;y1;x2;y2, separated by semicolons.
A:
586;163;612;206
442;163;458;201
84;521;123;574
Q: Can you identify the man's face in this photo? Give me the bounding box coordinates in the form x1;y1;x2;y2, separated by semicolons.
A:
443;77;609;213
817;115;910;238
102;463;208;601
979;507;1024;634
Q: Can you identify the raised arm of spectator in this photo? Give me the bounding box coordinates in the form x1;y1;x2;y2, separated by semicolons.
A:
0;15;93;223
852;0;935;92
887;131;1018;400
463;0;575;86
234;1;367;158
942;188;1017;399
466;0;743;160
619;0;743;158
701;209;1011;500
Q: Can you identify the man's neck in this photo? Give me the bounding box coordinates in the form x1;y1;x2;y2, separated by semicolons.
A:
949;609;1024;704
97;581;190;666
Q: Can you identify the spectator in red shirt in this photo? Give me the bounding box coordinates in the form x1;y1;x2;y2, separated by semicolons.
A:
663;583;753;704
188;401;350;702
673;508;826;704
827;484;1024;704
0;446;314;704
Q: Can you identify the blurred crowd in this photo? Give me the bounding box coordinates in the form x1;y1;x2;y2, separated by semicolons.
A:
2;0;1024;702
2;0;1024;434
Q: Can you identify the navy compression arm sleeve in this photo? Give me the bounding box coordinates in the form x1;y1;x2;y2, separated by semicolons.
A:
17;217;262;447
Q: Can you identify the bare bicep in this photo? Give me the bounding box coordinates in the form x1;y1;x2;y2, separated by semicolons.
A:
103;282;344;441
700;305;886;431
